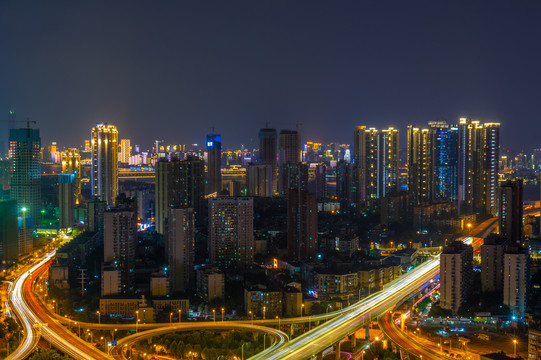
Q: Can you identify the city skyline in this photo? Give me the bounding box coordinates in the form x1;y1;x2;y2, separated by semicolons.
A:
1;2;541;151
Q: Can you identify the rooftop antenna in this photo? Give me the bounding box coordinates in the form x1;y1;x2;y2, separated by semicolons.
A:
265;121;270;128
296;122;303;132
210;126;215;134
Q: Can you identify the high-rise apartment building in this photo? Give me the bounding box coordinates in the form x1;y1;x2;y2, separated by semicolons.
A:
407;121;459;205
278;130;301;165
503;246;529;317
287;189;317;261
0;200;18;262
91;124;119;206
155;156;205;234
480;235;507;293
206;134;222;195
166;208;195;293
440;240;473;314
259;128;277;190
61;148;81;206
336;160;358;215
9;127;41;220
209;197;254;270
315;163;326;201
120;139;131;164
246;164;273;197
353;126;399;210
279;162;308;195
499;179;523;245
58;173;76;229
103;207;137;294
458;118;500;216
87;197;106;234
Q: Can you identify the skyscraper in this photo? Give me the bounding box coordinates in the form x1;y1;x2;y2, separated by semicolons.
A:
407;121;458;205
503;246;529;317
206;133;222;195
353;126;399;210
315;163;326;201
155;156;205;234
246;164;273;197
440;240;473;314
0;200;18;262
9;127;41;220
287;189;317;261
58;173;76;229
336;160;358;215
209;197;254;270
480;235;507;293
103;207;137;294
91;124;119;206
499;179;523;245
259;128;277;190
279;162;308;195
166;208;195;292
458;119;500;216
61;148;81;206
278;130;301;166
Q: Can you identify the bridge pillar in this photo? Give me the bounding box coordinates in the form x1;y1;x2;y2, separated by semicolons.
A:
350;333;357;349
290;324;294;338
334;341;341;360
365;324;370;340
317;351;324;360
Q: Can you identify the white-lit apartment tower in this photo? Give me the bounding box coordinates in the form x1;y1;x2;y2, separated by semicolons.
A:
166;208;195;292
480;235;507;293
91;124;119;206
209;197;254;270
440;240;473;314
503;246;529;318
353;126;399;210
458;119;500;216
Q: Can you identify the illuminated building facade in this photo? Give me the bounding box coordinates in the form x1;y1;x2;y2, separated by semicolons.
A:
61;148;81;205
458;118;500;216
499;179;523;245
480;235;507;293
209;197;254;270
120;138;131;164
315;163;326;200
279;162;308;195
353;126;399;211
166;208;195;292
336;160;358;215
407;121;458;205
9;127;41;221
503;246;529;317
206;134;222;195
91;124;119;206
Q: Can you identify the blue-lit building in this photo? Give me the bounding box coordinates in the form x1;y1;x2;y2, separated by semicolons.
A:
430;121;459;203
206;134;222;195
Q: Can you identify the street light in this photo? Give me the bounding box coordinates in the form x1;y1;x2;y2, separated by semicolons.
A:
276;315;280;329
136;311;139;333
362;351;365;360
301;303;305;317
212;309;216;322
221;307;225;322
513;339;517;358
113;328;117;341
263;306;266;320
22;208;27;257
249;310;253;325
169;312;173;326
178;309;182;323
97;310;100;324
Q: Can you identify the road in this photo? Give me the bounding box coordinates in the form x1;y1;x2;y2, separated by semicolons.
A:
7;250;110;360
250;258;440;360
379;310;447;360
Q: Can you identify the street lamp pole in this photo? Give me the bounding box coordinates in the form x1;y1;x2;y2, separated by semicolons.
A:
263;306;266;320
97;310;100;324
178;309;182;323
212;309;216;322
514;339;517;358
249;310;253;325
242;342;247;360
170;312;173;326
221;307;225;322
136;311;139;333
301;303;304;317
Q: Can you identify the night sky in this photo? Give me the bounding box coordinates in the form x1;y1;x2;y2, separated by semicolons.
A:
1;1;540;151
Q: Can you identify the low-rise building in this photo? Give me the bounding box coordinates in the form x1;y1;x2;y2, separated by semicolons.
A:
244;284;282;318
529;328;541;360
196;266;225;302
